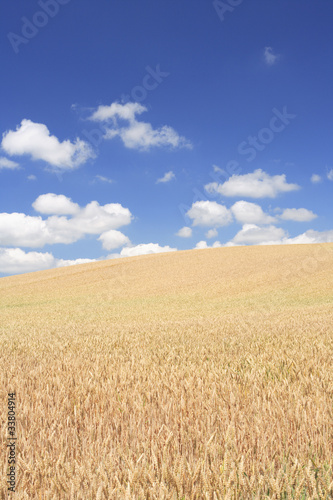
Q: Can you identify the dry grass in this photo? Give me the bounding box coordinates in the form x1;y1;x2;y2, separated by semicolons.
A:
1;243;333;499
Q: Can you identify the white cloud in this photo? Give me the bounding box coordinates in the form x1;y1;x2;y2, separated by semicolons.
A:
224;225;333;247
231;200;275;224
232;224;287;245
176;226;192;238
283;229;333;244
27;174;37;181
205;169;300;198
56;258;97;267
195;240;208;249
0;247;96;275
327;169;333;181
212;241;222;248
2;119;94;170
156;170;175;183
186;201;233;227
311;174;322;184
90;101;192;151
206;228;218;239
195;240;222;249
96;175;113;184
264;47;280;66
0;157;19;170
280;208;317;222
33;193;80;215
0;196;132;248
0;247;55;274
0;214;52;248
90;101;145;122
72;201;132;234
119;243;177;257
98;229;130;250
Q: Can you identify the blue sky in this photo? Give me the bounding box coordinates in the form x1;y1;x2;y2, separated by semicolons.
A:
0;0;333;275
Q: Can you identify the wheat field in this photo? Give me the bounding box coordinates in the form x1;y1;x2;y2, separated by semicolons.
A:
1;243;333;499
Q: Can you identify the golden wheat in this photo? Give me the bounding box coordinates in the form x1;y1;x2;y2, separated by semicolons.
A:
1;243;333;499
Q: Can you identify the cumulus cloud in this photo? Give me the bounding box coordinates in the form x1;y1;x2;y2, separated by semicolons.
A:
223;225;333;247
231;200;276;224
89;101;192;151
72;201;132;234
280;208;317;222
119;243;177;257
90;101;145;122
283;229;333;244
327;169;333;181
231;224;287;245
98;229;130;250
2;119;94;170
156;170;175;183
0;247;55;274
0;195;132;248
186;201;233;227
195;240;208;249
311;174;322;184
195;240;222;249
0;247;96;275
205;169;300;199
206;228;218;239
0;157;19;170
264;47;280;66
176;226;192;238
33;193;80;215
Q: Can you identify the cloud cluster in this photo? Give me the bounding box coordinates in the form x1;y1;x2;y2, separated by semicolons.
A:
90;102;192;151
119;243;177;257
0;193;180;275
196;226;333;250
205;169;300;198
0;247;96;275
232;224;286;245
2;119;94;170
0;194;132;248
186;199;278;227
195;240;221;249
